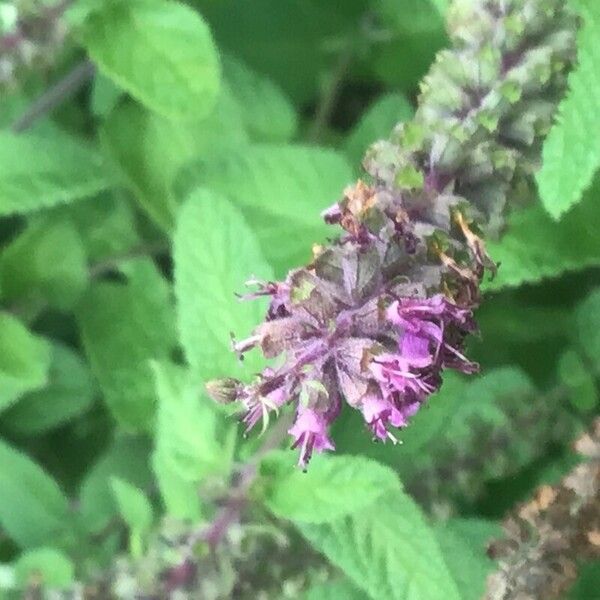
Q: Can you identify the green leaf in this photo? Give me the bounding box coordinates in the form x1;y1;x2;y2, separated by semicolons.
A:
299;490;461;600
574;287;600;378
1;342;95;435
484;182;600;290
179;145;352;274
62;192;140;262
79;436;152;534
152;361;231;519
0;216;88;311
304;579;367;600
344;93;414;167
224;55;297;142
433;519;501;600
0;438;71;548
14;547;74;589
80;0;220;120
0;314;51;413
536;0;600;218
0;131;112;216
91;71;123;118
110;477;153;534
174;188;273;379
199;0;339;103
558;349;597;412
100;92;247;230
77;259;176;430
261;453;400;523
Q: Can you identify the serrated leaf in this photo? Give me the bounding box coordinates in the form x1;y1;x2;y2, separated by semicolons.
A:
0;131;112;216
79;436;152;534
344;93;414;167
537;0;600;218
1;342;95;435
299;490;461;600
178;145;352;274
174;188;273;379
484;181;600;290
0;438;71;548
262;453;400;523
101;91;247;230
110;477;153;534
14;547;74;589
77;259;176;430
0;216;88;311
80;0;220;120
433;519;501;600
152;361;231;519
223;55;297;142
0;314;51;413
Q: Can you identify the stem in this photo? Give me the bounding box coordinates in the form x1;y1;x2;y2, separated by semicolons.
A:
11;60;96;133
190;413;294;552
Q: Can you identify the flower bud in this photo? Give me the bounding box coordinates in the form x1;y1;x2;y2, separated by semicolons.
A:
205;378;242;405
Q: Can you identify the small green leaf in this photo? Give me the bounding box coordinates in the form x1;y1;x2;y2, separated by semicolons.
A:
558;349;597;412
77;259;176;430
537;0;600;218
0;438;71;548
299;490;462;600
262;453;400;523
14;547;74;589
152;362;234;520
91;72;123;118
574;287;600;380
79;437;152;534
2;342;95;435
0;314;51;413
395;164;424;190
110;477;153;534
174;189;273;379
0;216;88;311
223;55;297;142
0;131;112;216
80;0;221;120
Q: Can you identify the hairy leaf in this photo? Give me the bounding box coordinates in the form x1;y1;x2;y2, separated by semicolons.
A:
80;0;220;120
224;55;297;142
537;0;600;218
299;490;462;600
0;131;112;216
174;189;273;379
484;181;600;290
262;453;400;523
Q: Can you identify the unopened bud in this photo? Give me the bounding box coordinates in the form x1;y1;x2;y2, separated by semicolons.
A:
205;378;242;404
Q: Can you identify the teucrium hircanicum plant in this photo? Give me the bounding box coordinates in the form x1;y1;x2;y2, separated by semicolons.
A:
207;0;578;468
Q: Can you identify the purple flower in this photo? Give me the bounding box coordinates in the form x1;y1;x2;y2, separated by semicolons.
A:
207;181;488;467
288;406;336;469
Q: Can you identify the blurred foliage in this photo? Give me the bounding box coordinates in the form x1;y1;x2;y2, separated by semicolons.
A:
0;0;597;598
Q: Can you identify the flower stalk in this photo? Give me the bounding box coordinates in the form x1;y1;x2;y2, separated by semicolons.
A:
207;0;579;468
